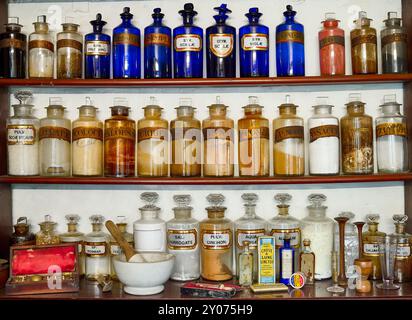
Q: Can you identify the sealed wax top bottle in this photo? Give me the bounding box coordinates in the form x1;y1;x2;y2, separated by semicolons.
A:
0;17;26;79
239;7;269;77
276;5;305;77
173;3;203;79
144;8;171;79
113;7;141;79
206;4;236;78
85;14;111;79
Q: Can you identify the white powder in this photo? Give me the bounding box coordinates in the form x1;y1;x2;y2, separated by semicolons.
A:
8;144;39;175
377;135;407;172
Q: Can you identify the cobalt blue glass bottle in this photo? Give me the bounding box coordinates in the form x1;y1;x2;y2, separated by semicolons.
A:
85;13;111;79
206;4;236;78
276;5;305;77
173;3;203;78
144;8;171;79
279;233;295;285
239;8;269;77
113;7;141;79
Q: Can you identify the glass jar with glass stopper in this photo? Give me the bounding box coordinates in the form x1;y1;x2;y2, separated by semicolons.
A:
167;194;200;281
200;194;233;281
7;90;39;176
39;97;71;176
109;216;133;280
59;214;85;276
301;194;334;280
376;94;408;173
234;193;266;281
390;215;411;283
334;212;358;277
84;215;110;281
36;215;60;245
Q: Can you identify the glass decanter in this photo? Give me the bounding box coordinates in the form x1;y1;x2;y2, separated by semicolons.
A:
36;215;60;245
390;215;411;283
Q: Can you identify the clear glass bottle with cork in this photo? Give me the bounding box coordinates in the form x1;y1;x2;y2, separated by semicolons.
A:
39;97;71;176
390;215;411;283
376;94;408;173
167;194;200;281
84;215;110;281
203;96;234;177
238;96;269;177
72;97;103;176
137;97;169;177
234;193;266;281
28;15;54;78
109;216;133;280
170;98;201;177
36;215;60;245
273;95;304;176
200;194;233;281
299;239;315;284
7;91;39;176
238;241;253;287
59;214;85;276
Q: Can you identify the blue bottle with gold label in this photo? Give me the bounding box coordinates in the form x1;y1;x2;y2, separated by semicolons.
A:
113;7;141;79
85;14;111;79
173;3;203;78
276;5;305;77
206;4;236;78
144;8;171;79
239;7;269;77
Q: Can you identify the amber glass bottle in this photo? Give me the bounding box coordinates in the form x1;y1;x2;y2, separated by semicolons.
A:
171;99;201;177
362;214;385;280
238;96;269;177
273;95;304;176
137;97;168;177
341;94;373;174
203;96;234;177
104;98;136;177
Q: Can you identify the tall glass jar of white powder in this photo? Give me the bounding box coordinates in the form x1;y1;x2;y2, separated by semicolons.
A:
301;194;334;280
7;91;39;176
376;94;408;173
308;97;340;175
167;194;200;281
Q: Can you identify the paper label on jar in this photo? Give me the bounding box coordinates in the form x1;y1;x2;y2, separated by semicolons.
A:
113;33;140;47
276;30;304;44
203;127;234;141
310;125;339;143
7;125;36;145
275;126;304;143
258;236;276;284
110;244;122;256
175;34;202;52
73;127;103;142
210;33;234;58
241;33;268;51
270;229;301;248
85;41;110;56
363;243;381;256
319;35;345;49
376;123;407;138
39;126;71;142
351;34;377;48
239;127;269;141
201;230;232;250
381;33;407;47
0;38;26;50
281;249;293;279
138;127;168;142
85;244;106;256
236;229;266;248
104;127;136;141
167;229;197;250
29;40;54;52
396;244;411;258
57;39;83;52
144;33;170;47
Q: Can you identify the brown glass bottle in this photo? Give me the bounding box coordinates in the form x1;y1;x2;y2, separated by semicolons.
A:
350;11;378;75
171;99;201;177
203;97;234;177
362;214;385;280
137;97;168;177
341;94;373;174
238;96;269;177
104;99;136;177
299;239;315;284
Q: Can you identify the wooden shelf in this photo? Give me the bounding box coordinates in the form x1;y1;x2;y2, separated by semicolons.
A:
0;173;410;185
1;74;412;88
1;279;412;300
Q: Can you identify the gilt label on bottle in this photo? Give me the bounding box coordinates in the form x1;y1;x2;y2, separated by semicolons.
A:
319;35;345;49
29;40;54;52
270;229;301;248
310;125;339;143
138;127;168;142
168;229;198;250
85;41;110;56
175;34;202;52
396;244;411;259
57;39;83;52
113;33;140;47
105;127;136;141
201;229;232;250
145;33;170;47
203;127;234;141
110;244;122;256
351;34;377;47
376;123;407;138
170;127;201;141
363;243;381;256
73;127;103;142
39;126;71;142
84;243;106;256
275;126;304;143
210;33;234;58
239;127;269;141
381;33;407;47
7;125;35;145
0;38;26;50
236;229;266;248
241;33;268;51
276;30;304;44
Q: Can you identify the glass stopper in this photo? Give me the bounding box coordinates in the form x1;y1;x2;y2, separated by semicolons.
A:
140;192;159;205
173;194;192;207
116;215;127;224
215;96;221;104
206;193;225;207
308;194;327;207
37;15;47;23
113;97;128;107
285;95;291;104
14;90;33;105
148;96;157;106
84;97;92;106
248;96;259;105
366;214;380;224
325;12;336;20
315;96;331;106
49;97;63;106
274;193;292;206
382;94;398;104
65;214;80;224
348;93;362;103
64;16;75;24
8;17;20;25
241;193;258;206
359;11;367;19
179;98;192;107
339;211;355;221
90;214;105;224
393;214;408;224
388;12;398;19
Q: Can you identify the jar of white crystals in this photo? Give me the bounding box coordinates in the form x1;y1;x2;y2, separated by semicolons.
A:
7;90;39;176
308;97;340;175
167;194;200;281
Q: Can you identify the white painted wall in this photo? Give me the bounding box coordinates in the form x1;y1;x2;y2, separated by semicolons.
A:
8;0;404;236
